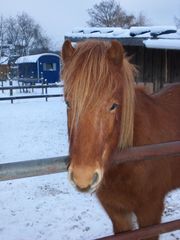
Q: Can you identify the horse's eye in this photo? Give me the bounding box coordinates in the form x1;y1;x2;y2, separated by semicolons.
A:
65;100;70;109
109;103;119;111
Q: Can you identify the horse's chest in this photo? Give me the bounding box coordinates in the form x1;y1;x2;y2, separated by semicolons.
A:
97;166;138;210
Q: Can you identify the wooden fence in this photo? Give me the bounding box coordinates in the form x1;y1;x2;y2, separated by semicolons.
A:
0;81;166;104
97;220;180;240
0;141;180;239
0;80;63;103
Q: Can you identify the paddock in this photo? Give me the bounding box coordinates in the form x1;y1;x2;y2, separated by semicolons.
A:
0;97;179;240
0;80;63;103
0;142;180;239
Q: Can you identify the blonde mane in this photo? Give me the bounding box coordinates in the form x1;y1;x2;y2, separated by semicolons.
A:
62;40;136;149
119;58;136;149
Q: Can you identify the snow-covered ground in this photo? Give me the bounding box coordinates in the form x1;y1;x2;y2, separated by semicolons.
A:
0;86;180;240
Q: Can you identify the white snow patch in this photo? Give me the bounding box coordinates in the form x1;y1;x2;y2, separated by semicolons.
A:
150;26;177;36
0;56;9;65
66;26;180;50
0;93;179;240
130;26;151;36
130;26;177;37
143;39;180;50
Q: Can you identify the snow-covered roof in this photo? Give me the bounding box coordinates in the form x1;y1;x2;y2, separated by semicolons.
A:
143;39;180;50
130;26;177;37
15;53;59;64
0;56;9;65
65;26;180;50
67;27;130;39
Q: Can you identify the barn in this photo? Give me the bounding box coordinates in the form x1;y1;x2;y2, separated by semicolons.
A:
65;26;180;92
0;56;9;80
15;53;60;83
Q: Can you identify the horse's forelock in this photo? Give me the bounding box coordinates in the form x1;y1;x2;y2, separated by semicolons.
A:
62;41;114;124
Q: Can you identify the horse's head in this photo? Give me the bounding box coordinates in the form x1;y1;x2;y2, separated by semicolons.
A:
61;40;135;191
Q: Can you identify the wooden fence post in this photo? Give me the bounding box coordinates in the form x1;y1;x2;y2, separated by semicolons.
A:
45;79;48;101
41;79;44;94
1;80;4;93
9;79;13;104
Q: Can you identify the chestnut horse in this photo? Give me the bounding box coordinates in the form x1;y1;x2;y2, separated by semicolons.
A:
61;39;180;240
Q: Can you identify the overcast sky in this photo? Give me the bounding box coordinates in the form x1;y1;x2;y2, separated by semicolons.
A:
0;0;180;49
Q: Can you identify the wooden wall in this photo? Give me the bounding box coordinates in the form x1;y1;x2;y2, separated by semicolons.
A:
124;46;180;92
0;65;10;80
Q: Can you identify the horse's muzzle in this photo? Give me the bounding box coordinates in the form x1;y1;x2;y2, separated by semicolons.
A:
68;166;103;192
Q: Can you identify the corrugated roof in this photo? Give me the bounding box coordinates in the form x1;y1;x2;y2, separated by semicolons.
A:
65;26;180;49
0;56;9;65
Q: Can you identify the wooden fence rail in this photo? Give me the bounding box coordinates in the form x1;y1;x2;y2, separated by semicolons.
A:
0;84;63;91
97;220;180;240
0;141;180;239
0;81;64;103
0;93;63;102
112;141;180;165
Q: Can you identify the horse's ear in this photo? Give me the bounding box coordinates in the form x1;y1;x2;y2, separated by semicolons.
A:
62;40;75;62
107;40;124;66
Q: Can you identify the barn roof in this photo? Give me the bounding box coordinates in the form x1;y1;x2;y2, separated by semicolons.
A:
15;53;60;64
0;56;9;65
65;26;180;50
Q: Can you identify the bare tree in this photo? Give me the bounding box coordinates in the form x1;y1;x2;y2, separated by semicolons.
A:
16;12;51;55
30;24;50;54
0;16;7;57
135;12;151;26
16;13;35;55
5;16;20;55
5;12;50;56
174;16;180;28
87;0;149;28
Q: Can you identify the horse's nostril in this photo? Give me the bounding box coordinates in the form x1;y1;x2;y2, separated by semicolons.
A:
91;172;99;186
69;171;75;184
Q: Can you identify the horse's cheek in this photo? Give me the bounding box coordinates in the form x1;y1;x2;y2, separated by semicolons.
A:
103;114;119;150
67;111;72;136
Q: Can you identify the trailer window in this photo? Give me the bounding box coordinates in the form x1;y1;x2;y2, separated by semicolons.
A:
43;63;56;71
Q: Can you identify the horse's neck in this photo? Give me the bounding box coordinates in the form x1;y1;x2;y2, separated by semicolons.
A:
133;85;180;145
133;88;160;146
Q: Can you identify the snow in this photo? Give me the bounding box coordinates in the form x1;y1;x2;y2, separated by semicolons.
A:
68;26;179;39
72;27;115;34
66;26;180;50
0;56;9;65
143;39;180;50
130;26;151;36
149;26;177;36
15;53;60;64
0;86;180;240
130;26;177;37
159;29;180;39
67;27;130;39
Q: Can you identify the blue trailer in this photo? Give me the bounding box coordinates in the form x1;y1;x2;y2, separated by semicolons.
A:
15;53;60;83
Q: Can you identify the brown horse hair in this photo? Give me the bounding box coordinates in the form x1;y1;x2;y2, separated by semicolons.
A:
119;58;136;149
62;40;136;149
62;39;180;237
